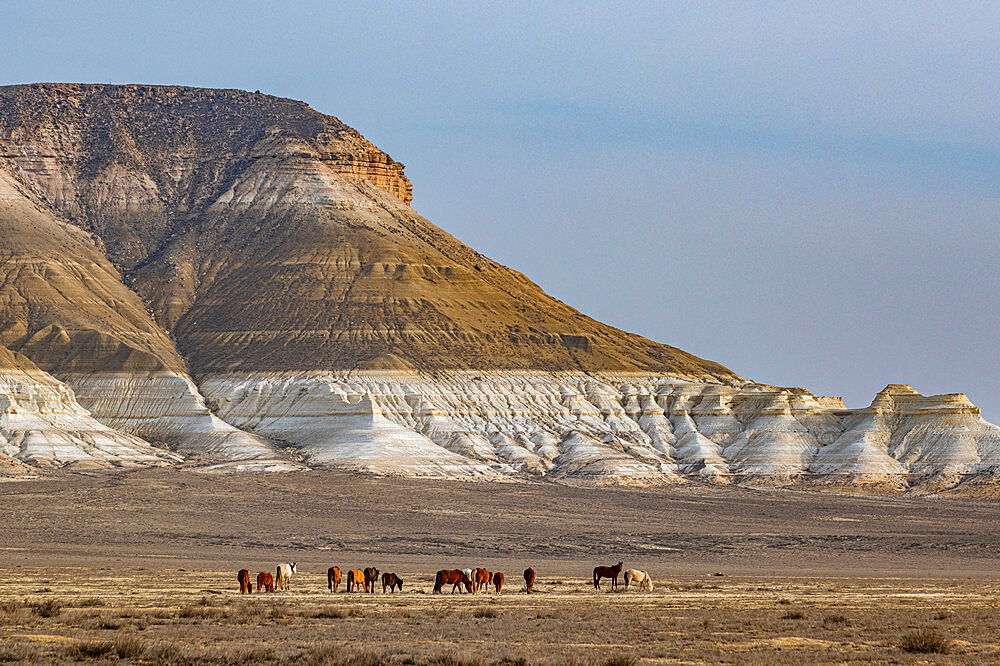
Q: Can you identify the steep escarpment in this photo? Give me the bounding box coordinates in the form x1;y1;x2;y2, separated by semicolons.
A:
0;83;996;490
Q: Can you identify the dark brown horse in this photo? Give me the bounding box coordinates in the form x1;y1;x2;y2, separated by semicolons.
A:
434;569;473;594
381;572;403;593
363;567;380;593
523;567;535;594
593;562;623;589
327;566;342;593
257;571;274;593
492;571;504;595
237;569;252;594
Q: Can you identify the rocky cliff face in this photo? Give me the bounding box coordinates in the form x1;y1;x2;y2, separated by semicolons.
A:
0;83;995;491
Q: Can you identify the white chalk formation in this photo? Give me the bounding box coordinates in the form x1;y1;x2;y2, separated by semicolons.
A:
199;373;1000;481
4;365;999;480
0;363;180;469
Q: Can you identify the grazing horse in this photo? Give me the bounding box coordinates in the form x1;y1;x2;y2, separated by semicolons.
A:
523;567;535;594
347;569;366;592
381;572;403;593
434;569;473;594
238;569;252;594
624;569;653;592
593;562;623;590
363;567;380;593
275;562;296;591
492;571;504;595
257;571;274;593
473;568;490;594
327;567;342;593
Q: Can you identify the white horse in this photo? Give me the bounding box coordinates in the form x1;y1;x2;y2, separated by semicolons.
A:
462;568;474;584
276;562;297;591
623;569;653;592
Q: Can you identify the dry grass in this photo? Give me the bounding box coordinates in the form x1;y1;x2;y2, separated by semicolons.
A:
0;569;995;664
900;627;951;654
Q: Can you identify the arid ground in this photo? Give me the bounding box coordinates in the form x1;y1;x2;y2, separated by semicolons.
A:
2;469;1000;663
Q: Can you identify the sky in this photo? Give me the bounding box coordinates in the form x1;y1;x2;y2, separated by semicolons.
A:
2;1;998;417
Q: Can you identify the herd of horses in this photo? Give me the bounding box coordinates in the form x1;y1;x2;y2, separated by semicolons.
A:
236;561;653;595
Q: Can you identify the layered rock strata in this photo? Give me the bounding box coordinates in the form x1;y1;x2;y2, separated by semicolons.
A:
0;83;996;485
200;374;1000;481
0;344;179;469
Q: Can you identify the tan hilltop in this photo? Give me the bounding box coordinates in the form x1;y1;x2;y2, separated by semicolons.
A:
0;83;998;490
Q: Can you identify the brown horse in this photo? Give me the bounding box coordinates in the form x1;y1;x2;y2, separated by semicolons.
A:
238;569;252;594
473;568;490;594
257;571;274;593
434;569;473;594
492;571;504;595
347;569;366;592
327;566;342;593
381;572;403;593
523;567;535;594
363;567;380;593
593;562;623;590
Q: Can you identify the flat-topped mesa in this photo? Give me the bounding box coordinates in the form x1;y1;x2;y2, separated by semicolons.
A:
0;83;412;269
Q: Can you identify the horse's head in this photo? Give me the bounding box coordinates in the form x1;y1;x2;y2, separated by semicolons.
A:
398;578;404;590
617;562;624;573
290;563;297;574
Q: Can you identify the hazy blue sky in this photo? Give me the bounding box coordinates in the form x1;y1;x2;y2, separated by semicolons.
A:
3;1;998;417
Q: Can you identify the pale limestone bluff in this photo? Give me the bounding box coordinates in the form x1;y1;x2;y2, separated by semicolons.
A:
0;345;179;469
59;371;306;473
196;373;1000;482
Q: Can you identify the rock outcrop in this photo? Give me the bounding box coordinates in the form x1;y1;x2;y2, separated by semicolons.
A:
0;83;995;489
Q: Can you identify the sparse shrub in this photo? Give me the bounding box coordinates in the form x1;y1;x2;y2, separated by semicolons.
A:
97;616;121;630
777;598;792;605
782;610;805;620
30;599;61;618
178;604;225;619
900;628;950;654
311;606;346;619
113;633;146;659
227;646;276;664
472;607;499;618
76;598;105;608
426;654;485;666
823;613;848;626
934;610;952;620
601;655;637;666
66;639;114;659
0;643;38;663
146;642;182;662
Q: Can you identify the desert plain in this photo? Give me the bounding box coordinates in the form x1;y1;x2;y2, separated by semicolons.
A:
1;470;999;664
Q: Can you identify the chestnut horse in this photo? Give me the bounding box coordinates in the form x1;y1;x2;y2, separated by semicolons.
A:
593;561;623;589
523;567;535;594
347;569;366;592
363;567;380;593
257;571;274;593
327;566;342;593
473;568;490;594
434;569;473;594
492;571;504;595
381;572;403;593
238;569;252;594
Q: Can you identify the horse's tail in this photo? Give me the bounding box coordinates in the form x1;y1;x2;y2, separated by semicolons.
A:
593;568;599;588
433;571;442;593
327;568;333;591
